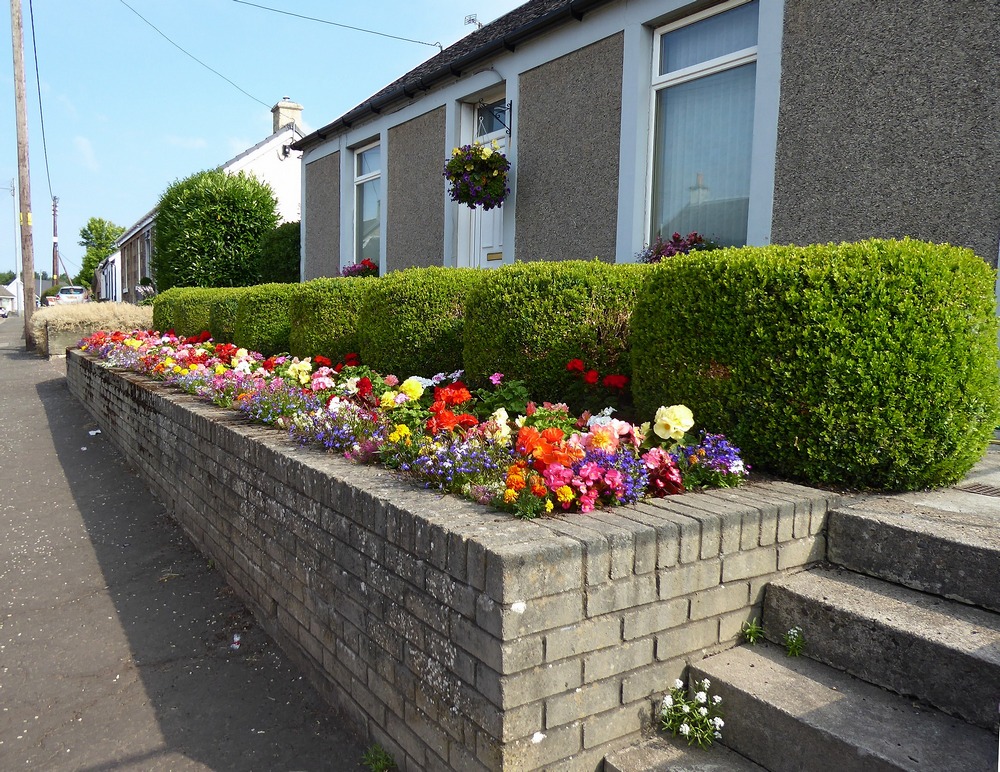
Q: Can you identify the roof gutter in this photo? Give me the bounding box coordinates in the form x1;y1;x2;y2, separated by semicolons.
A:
292;0;613;152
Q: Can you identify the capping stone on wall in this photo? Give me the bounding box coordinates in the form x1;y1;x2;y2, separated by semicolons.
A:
67;350;842;772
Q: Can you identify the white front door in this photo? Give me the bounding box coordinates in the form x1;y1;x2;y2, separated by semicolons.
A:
458;98;507;268
472;133;505;267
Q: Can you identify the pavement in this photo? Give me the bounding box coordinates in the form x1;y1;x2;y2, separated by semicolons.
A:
0;315;367;771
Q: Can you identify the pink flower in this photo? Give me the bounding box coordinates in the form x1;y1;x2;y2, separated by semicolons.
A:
383;374;399;387
542;463;574;491
489;372;504;385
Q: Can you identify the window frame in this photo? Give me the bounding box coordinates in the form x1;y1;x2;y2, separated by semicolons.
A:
352;140;381;265
646;0;760;245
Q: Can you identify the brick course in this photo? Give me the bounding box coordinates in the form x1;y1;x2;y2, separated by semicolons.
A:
67;351;840;771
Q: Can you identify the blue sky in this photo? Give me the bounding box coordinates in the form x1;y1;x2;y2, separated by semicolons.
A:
0;0;524;277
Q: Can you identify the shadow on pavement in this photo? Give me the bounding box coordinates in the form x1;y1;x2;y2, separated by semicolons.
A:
0;319;366;771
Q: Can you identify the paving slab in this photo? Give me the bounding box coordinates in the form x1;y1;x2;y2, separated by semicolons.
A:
0;318;367;771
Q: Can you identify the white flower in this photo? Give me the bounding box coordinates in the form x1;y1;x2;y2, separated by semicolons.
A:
674;679;685;690
681;704;690;713
700;678;711;690
714;731;723;739
713;717;725;729
660;695;673;710
679;723;690;736
713;695;722;705
699;706;708;716
695;691;707;704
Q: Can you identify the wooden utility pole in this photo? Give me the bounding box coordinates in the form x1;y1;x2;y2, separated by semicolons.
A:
51;196;58;286
10;0;35;346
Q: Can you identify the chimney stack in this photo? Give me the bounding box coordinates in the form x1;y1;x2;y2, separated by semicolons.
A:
272;96;303;133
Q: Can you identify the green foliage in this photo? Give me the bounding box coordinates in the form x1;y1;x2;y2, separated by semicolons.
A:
361;744;396;772
254;221;301;284
631;239;1000;490
742;617;765;645
463;261;649;410
76;217;125;286
153;169;279;291
0;270;14;285
170;287;218;338
358;267;483;377
233;283;297;357
152;287;181;332
288;276;376;361
208;287;252;344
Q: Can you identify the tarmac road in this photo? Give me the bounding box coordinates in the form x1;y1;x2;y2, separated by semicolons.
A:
0;316;367;771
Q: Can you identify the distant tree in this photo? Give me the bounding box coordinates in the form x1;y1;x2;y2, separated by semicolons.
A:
0;270;14;285
76;217;125;286
253;221;301;284
153;169;279;291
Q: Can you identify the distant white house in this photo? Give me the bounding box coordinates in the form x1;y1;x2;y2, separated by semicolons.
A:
95;250;122;302
3;277;46;313
0;284;15;315
111;98;305;303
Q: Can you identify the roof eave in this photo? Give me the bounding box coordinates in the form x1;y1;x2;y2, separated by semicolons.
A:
292;0;612;152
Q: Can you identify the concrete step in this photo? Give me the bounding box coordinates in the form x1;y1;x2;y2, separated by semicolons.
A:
691;644;996;772
605;733;766;772
763;566;1000;731
828;486;1000;613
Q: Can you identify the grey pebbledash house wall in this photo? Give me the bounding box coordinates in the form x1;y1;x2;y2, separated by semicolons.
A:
771;0;1000;265
386;107;448;273
303;150;341;280
515;34;624;263
295;0;1000;278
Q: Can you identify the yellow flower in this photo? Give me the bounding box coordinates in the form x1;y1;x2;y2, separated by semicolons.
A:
503;488;518;504
380;390;399;409
214;364;227;375
399;377;424;401
482;145;493;158
556;485;575;505
653;404;694;441
545;499;554;513
388;424;411;443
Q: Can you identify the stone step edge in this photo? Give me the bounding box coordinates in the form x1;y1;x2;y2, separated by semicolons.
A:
605;732;767;772
827;505;1000;613
690;644;995;772
762;566;1000;731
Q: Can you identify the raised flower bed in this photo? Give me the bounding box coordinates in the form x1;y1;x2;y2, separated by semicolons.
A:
68;333;840;771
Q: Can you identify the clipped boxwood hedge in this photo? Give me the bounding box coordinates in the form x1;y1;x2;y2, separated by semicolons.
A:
357;267;483;376
170;287;218;338
463;260;649;405
288;277;375;361
152;287;182;334
208;287;252;344
631;238;1000;490
233;283;297;357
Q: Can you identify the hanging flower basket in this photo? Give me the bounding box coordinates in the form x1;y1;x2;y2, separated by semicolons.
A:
443;140;510;212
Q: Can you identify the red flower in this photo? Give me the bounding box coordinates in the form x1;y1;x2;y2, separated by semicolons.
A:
602;373;629;390
566;358;585;373
435;382;472;407
361;258;377;270
344;352;360;367
356;377;373;398
314;355;332;367
214;343;238;362
583;369;599;385
261;357;277;372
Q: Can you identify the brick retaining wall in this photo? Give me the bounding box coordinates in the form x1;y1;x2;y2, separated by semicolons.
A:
67;350;841;771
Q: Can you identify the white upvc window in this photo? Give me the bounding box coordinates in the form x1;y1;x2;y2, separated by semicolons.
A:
353;142;381;264
650;0;759;247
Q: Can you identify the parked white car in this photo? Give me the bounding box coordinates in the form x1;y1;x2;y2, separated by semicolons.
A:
54;285;90;304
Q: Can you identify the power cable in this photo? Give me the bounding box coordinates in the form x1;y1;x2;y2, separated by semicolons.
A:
26;0;53;200
117;0;270;108
231;0;443;51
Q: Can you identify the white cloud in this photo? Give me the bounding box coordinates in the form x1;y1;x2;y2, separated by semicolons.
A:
73;136;99;172
165;135;208;150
